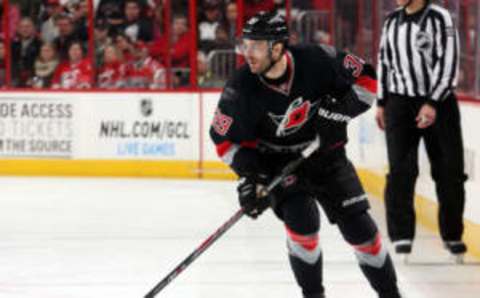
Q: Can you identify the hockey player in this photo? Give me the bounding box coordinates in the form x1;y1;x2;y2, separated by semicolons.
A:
210;12;402;298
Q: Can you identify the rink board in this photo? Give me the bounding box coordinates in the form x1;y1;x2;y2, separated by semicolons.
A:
0;91;478;259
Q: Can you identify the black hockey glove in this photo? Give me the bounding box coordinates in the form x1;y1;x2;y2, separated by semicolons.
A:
237;175;271;219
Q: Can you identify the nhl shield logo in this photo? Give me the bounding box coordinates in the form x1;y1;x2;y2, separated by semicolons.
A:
415;31;433;53
140;98;153;117
269;97;318;137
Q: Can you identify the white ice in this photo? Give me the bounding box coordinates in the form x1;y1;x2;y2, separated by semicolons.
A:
0;178;479;298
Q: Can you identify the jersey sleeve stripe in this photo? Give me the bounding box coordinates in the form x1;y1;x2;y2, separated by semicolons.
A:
353;76;377;106
215;141;240;165
216;141;234;157
356;75;377;94
216;140;258;165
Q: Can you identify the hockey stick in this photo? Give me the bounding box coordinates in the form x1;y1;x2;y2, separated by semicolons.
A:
144;136;321;298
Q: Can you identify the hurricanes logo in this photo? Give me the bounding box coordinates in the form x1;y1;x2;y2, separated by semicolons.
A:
269;97;318;137
415;31;433;53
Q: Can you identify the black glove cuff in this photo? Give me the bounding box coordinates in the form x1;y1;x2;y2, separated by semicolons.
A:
231;148;271;179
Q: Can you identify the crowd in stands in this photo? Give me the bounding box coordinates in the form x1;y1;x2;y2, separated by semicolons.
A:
0;0;338;90
6;0;90;88
0;0;478;95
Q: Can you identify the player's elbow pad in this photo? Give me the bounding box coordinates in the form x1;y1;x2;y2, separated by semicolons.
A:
342;89;372;119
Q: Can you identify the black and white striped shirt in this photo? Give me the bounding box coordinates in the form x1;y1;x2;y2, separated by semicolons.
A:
377;4;459;106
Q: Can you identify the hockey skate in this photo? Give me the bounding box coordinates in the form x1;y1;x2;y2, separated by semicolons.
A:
393;240;412;264
444;241;467;264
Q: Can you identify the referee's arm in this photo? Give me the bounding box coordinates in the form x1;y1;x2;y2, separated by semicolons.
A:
429;11;459;107
376;20;391;107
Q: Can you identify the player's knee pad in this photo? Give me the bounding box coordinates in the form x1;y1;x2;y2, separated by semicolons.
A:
286;225;322;265
275;193;320;231
352;232;388;268
338;212;387;268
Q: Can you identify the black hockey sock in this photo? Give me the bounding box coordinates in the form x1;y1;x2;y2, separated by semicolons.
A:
358;253;400;297
289;253;325;297
337;212;400;297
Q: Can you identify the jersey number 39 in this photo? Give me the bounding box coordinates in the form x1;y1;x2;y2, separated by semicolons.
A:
343;54;364;78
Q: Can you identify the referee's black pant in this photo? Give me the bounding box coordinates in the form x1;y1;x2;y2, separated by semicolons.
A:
384;93;467;243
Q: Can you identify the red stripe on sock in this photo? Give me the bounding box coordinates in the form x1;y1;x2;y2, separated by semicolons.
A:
353;233;382;255
286;226;319;252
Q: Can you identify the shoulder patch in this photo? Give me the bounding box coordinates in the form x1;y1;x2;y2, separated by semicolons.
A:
212;108;233;136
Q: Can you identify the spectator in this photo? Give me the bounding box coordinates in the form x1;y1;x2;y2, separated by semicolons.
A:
96;0;124;20
31;42;60;88
114;32;134;62
198;0;223;41
11;17;42;87
169;14;192;67
97;0;125;36
97;44;127;89
197;50;223;88
222;1;238;42
213;25;233;49
244;0;275;20
170;0;189;15
9;3;21;38
150;14;192;68
123;0;153;42
151;0;166;40
40;0;64;43
71;0;89;42
52;41;93;89
94;18;111;66
16;0;43;22
197;50;210;87
126;41;165;89
54;13;83;61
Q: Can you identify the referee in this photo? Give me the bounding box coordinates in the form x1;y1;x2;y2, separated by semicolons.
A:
376;0;467;259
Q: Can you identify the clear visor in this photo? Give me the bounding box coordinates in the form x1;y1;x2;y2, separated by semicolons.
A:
235;39;270;56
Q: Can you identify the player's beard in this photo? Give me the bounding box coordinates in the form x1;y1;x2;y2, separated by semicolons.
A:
245;50;273;74
246;58;270;74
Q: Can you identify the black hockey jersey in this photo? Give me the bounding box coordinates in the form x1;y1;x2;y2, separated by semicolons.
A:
210;44;377;177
